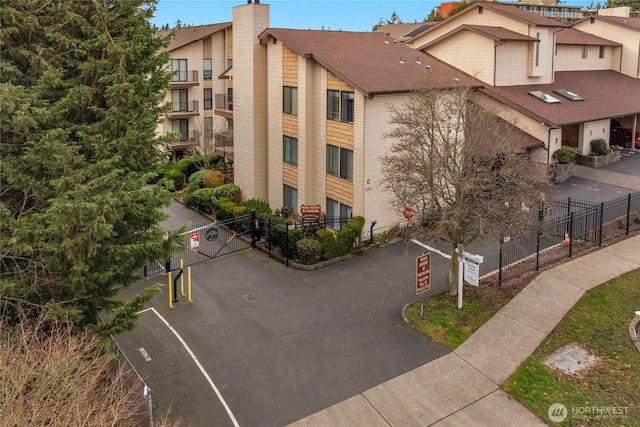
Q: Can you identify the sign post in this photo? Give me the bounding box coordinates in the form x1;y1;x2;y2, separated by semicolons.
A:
457;244;464;309
416;252;431;315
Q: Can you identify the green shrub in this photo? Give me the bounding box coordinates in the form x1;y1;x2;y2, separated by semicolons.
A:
158;164;184;191
335;216;365;256
202;170;225;188
189;188;217;213
280;228;302;259
202;152;221;169
297;238;322;265
552;148;576;164
590;138;608;156
188;169;210;188
213;197;249;221
211;184;241;203
244;199;272;215
316;229;338;260
176;156;201;178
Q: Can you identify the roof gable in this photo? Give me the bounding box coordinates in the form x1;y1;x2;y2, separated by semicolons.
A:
158;22;232;53
572;15;640;32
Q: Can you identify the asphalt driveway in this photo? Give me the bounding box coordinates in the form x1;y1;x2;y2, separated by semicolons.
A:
116;207;450;426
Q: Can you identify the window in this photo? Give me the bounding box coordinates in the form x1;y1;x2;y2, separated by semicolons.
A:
227;58;233;68
227;119;233;131
283;136;298;166
327;90;340;121
171;89;188;111
582;45;588;59
283;185;298;212
599;45;605;59
326;144;339;176
204;117;213;140
204;88;212;110
283;86;298;115
171;59;187;81
203;59;212;80
172;119;188;141
341;92;354;123
327;90;355;123
326;198;352;229
326;145;352;181
340;147;353;180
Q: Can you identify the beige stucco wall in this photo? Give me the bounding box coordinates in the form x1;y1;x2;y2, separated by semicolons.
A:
554;44;615;71
572;18;640;78
495;41;538;86
266;36;284;209
582;119;613;155
427;31;495;84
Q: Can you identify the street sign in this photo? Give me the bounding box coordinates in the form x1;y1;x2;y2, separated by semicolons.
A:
464;257;480;286
190;233;200;248
300;204;321;226
403;207;414;220
416;252;431;295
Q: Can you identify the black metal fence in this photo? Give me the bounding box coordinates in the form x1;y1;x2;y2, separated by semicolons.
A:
138;214;253;278
499;193;640;283
255;214;354;267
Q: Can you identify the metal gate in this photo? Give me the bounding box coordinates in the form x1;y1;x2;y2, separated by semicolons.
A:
139;214;254;277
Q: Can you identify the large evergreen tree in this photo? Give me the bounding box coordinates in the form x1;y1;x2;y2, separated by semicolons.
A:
0;0;175;328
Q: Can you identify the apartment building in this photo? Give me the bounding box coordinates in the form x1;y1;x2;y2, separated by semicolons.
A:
164;1;638;234
405;2;639;161
156;23;234;161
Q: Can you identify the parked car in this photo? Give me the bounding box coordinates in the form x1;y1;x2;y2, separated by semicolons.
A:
610;120;640;149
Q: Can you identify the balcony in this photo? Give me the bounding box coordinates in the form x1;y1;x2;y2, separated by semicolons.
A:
214;94;233;118
169;70;199;87
166;100;199;119
214;130;233;161
166;130;200;151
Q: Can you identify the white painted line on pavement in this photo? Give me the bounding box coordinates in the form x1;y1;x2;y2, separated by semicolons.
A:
137;307;240;427
411;239;451;259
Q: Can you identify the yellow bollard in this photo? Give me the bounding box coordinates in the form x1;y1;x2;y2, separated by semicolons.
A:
168;272;173;309
180;259;185;296
187;266;192;303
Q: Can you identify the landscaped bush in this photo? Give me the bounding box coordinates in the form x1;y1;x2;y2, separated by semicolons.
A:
188;169;210;187
280;228;302;259
297;238;322;265
189;188;217;213
211;184;242;203
552;148;576;164
316;229;338;260
590;138;609;156
158;164;184;191
202;170;225;188
335;216;365;256
213;197;249;221
244;199;272;215
176;156;201;178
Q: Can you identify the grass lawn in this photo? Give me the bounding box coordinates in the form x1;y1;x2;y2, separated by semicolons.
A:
504;268;640;426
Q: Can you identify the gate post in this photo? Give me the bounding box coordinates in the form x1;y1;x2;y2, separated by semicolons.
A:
498;234;503;286
251;209;257;249
568;212;574;258
626;193;631;236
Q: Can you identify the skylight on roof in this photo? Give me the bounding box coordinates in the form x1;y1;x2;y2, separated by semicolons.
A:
553;89;584;102
528;90;561;104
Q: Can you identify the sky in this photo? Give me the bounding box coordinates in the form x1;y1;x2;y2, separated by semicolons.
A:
150;0;595;32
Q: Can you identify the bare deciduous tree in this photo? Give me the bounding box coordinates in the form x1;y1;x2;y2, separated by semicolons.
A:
0;311;182;427
381;77;549;295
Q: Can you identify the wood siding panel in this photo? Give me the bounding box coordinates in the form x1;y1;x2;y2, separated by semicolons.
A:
326;175;353;207
495;42;533;86
283;163;298;187
283;46;298;87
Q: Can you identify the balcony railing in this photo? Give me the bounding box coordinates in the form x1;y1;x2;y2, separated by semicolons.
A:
166;100;199;118
214;94;233;112
214;130;233;161
170;70;199;86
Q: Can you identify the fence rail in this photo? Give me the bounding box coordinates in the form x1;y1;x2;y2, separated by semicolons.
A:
499;193;640;284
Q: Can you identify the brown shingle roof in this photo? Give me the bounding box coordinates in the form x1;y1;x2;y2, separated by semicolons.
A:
572;15;640;31
260;29;482;98
374;23;436;41
477;2;567;27
556;27;621;46
157;23;232;53
481;70;640;127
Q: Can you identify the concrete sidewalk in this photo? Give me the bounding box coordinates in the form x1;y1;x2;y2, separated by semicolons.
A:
289;235;640;427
